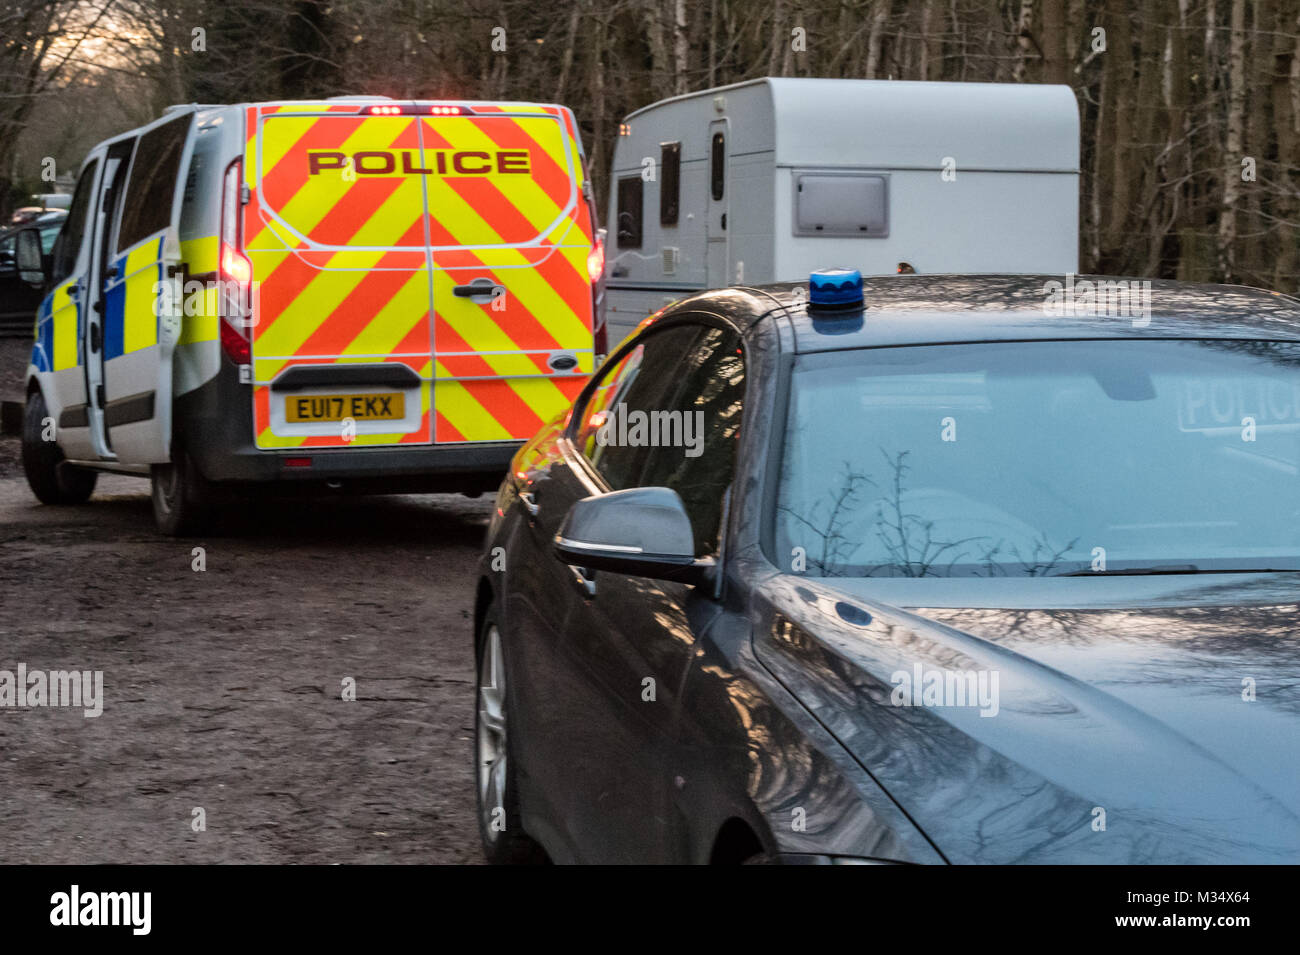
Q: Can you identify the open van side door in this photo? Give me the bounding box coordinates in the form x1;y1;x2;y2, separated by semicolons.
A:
98;109;198;464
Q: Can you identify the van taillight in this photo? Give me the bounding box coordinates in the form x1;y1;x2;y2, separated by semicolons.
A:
586;236;604;284
220;160;252;366
222;244;252;286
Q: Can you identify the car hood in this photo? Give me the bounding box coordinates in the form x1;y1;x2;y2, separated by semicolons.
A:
752;573;1300;863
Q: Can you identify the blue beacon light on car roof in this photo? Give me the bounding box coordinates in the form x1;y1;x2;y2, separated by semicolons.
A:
808;268;864;309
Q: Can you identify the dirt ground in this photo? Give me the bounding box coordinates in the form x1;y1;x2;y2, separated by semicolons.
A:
0;337;491;863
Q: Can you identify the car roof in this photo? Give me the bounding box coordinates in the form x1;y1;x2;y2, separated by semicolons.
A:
733;274;1300;353
0;210;66;239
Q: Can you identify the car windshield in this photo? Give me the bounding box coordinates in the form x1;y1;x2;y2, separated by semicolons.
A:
774;339;1300;578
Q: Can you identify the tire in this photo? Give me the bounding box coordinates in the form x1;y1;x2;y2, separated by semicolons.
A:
150;451;213;537
475;605;548;864
21;390;97;505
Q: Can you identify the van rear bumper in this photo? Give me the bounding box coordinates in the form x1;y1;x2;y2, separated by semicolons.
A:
200;441;517;492
177;368;518;493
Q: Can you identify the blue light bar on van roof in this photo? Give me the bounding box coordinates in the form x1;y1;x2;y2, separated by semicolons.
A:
808;268;864;308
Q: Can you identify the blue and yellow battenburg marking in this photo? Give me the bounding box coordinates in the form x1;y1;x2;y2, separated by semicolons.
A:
31;278;83;374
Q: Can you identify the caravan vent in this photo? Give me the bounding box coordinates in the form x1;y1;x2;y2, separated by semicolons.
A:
662;247;679;275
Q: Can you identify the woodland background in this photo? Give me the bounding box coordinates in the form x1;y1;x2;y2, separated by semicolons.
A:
2;0;1298;289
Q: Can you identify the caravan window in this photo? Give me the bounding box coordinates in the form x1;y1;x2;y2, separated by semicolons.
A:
616;176;643;249
793;172;889;238
710;133;725;201
660;142;680;225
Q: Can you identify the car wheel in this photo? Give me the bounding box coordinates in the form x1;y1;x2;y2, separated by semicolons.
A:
475;606;548;864
150;452;212;537
21;390;97;505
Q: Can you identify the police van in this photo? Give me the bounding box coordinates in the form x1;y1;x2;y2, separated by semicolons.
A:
14;96;605;534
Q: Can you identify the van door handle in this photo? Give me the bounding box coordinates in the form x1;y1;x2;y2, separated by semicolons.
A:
452;278;504;300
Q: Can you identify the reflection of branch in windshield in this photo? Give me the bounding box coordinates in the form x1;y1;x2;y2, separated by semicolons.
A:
975;535;1080;578
783;449;1081;578
868;450;983;578
777;462;874;575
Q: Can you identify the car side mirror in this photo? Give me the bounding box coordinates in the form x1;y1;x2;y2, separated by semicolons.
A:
553;486;716;587
14;228;46;287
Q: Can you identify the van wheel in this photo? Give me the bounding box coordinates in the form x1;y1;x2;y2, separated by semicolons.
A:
21;391;97;505
150;453;212;536
475;606;548;865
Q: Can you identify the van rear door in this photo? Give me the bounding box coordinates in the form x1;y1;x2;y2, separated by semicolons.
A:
245;103;433;449
424;105;594;444
245;102;595;451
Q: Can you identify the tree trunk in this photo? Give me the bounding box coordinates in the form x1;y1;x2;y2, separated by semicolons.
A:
673;0;690;92
767;0;786;75
1217;0;1248;278
1042;0;1068;84
1168;0;1193;279
1102;0;1135;269
554;0;583;102
1013;0;1036;83
864;0;889;78
1132;0;1166;275
1272;0;1300;290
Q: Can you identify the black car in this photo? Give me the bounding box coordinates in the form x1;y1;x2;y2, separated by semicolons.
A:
0;210;66;334
472;271;1300;864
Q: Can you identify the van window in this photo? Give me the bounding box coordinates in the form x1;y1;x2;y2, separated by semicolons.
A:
50;159;98;284
117;114;191;252
794;172;889;237
660;142;680;225
179;149;209;240
710;133;725;201
616;176;643;249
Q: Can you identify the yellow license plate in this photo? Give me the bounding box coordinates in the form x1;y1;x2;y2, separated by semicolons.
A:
285;392;405;423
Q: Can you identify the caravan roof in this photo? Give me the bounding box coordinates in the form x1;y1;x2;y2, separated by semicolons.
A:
622;77;1078;172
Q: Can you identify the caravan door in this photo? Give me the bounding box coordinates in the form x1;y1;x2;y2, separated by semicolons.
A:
97;109;198;463
705;118;730;288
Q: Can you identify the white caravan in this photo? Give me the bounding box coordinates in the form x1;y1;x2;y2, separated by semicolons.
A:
604;77;1079;340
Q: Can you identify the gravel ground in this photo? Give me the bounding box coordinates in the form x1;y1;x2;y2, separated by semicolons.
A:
0;338;493;863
